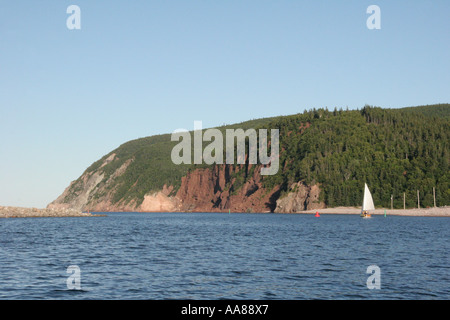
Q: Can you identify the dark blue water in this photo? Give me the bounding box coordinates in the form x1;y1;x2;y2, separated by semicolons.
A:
0;212;448;299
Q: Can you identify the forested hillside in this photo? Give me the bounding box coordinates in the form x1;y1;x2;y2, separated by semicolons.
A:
261;104;449;208
50;104;449;211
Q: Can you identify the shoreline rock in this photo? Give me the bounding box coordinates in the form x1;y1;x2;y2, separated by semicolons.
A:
0;206;100;219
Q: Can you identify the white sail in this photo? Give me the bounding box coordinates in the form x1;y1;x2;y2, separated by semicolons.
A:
362;183;375;211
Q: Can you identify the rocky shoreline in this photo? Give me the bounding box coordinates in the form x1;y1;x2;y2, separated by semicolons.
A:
1;204;449;218
0;206;99;218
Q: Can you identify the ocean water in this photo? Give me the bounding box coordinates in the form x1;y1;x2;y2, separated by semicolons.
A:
0;212;448;300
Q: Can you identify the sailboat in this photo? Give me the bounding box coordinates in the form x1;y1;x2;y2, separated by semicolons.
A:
361;183;375;218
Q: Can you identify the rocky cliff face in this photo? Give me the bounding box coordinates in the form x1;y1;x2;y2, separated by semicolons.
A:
274;181;325;213
48;149;324;213
175;164;281;213
48;158;323;213
48;154;136;212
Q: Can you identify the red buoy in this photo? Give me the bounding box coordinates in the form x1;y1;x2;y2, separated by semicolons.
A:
315;211;320;217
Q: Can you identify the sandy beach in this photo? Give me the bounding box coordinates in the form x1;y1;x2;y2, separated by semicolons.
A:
298;206;450;217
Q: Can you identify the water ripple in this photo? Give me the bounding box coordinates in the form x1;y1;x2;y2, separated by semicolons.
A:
0;213;448;299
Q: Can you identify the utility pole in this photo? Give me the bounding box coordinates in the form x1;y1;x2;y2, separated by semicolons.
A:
433;187;436;207
391;194;393;210
417;190;420;209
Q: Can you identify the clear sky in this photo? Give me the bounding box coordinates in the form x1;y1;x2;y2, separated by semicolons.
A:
0;0;449;208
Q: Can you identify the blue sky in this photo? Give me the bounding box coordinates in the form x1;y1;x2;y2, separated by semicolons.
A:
0;0;449;208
